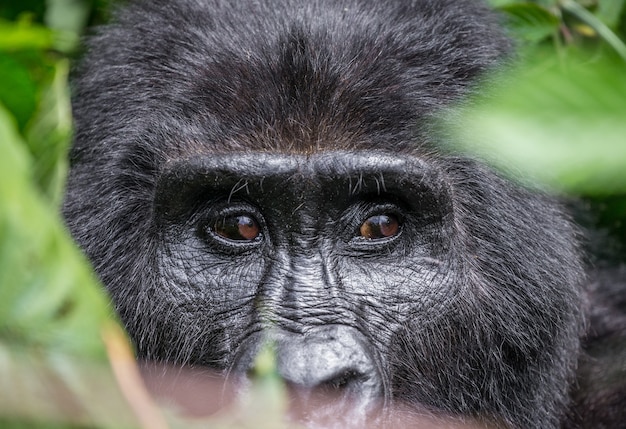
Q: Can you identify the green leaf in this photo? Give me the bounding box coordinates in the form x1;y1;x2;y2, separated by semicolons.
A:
500;3;560;43
0;104;113;357
488;0;520;7
0;19;55;50
25;59;73;206
560;0;626;60
597;0;626;29
0;52;38;131
0;104;143;428
0;16;79;54
444;56;626;195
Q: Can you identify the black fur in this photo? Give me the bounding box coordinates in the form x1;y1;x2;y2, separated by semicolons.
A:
63;0;623;428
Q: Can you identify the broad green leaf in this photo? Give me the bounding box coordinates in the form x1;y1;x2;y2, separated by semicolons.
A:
445;56;626;195
488;0;520;7
0;104;112;357
0;105;143;428
0;16;78;53
491;0;557;9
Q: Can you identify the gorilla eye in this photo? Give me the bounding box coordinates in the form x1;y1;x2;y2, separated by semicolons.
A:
213;214;261;242
359;214;400;240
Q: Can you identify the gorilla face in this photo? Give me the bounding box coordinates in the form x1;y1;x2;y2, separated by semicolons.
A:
154;151;450;382
63;0;587;427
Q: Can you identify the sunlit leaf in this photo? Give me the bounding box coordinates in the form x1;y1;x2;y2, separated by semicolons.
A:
0;20;54;50
444;56;626;195
0;105;112;357
0;105;142;428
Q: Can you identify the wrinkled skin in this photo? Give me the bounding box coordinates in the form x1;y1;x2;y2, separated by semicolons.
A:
64;0;625;428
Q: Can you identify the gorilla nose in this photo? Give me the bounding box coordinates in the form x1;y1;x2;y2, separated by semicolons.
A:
276;331;378;395
233;326;384;426
276;330;384;426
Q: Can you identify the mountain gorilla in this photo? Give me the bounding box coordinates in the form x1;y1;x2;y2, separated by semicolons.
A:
63;0;625;427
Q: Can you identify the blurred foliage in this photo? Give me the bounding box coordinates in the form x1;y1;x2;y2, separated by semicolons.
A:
467;0;626;255
0;0;625;428
446;55;626;195
0;1;140;427
478;0;626;190
489;0;626;57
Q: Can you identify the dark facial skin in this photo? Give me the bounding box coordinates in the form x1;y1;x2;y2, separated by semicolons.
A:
153;152;450;420
72;145;585;428
155;151;449;382
61;0;619;427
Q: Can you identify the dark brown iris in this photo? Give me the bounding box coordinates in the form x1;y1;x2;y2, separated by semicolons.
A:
359;214;400;240
214;215;260;241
